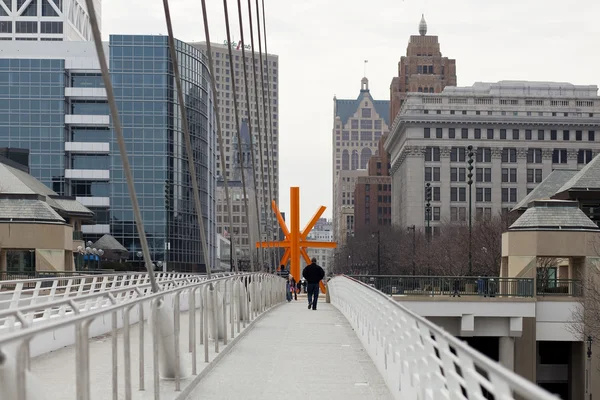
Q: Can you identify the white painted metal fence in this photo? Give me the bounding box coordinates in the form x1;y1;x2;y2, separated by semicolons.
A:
0;273;285;400
327;275;559;400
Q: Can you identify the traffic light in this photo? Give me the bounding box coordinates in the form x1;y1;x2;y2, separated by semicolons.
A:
425;182;432;202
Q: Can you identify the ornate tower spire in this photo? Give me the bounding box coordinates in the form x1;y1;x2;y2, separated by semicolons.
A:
419;14;427;36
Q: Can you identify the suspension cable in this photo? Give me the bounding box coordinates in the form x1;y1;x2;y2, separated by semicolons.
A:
84;0;159;292
161;0;216;277
198;0;239;275
222;0;254;273
246;0;270;272
260;0;278;260
236;0;265;272
254;0;276;272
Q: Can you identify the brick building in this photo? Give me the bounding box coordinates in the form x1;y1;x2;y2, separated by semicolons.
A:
354;134;392;233
389;14;457;123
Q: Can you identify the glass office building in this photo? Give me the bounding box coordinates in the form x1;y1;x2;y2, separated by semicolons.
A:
0;36;217;272
109;35;217;272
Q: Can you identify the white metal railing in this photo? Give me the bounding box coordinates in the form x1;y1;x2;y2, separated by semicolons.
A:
327;275;560;400
0;272;230;324
0;273;285;400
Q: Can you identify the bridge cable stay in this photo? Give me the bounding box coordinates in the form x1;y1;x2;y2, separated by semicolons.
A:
160;0;215;278
222;0;255;273
259;0;278;269
253;0;277;273
245;0;272;271
83;0;160;293
235;0;267;272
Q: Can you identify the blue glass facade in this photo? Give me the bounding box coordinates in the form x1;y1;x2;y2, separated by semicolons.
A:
0;59;66;193
109;35;216;272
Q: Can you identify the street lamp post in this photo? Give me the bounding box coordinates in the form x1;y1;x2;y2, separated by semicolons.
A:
407;225;416;275
371;230;381;275
136;251;143;270
425;183;432;276
586;335;593;400
467;145;474;275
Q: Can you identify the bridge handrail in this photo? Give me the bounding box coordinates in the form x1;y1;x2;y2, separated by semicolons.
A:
328;275;559;400
0;272;240;329
0;272;286;400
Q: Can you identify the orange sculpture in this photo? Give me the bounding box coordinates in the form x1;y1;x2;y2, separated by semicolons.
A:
256;187;337;293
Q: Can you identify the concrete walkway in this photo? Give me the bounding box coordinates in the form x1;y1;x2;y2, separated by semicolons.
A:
186;300;393;400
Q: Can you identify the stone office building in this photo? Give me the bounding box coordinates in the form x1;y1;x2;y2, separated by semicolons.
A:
384;81;600;231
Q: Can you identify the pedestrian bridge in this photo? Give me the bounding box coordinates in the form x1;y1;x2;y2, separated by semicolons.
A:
0;272;558;400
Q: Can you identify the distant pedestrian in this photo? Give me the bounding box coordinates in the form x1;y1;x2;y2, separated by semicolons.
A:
302;257;325;310
289;275;298;301
285;279;292;302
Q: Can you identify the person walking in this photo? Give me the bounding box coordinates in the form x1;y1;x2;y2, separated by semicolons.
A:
302;257;325;310
289;275;298;301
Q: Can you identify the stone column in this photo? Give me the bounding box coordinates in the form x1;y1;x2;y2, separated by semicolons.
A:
541;148;554;177
0;249;6;273
499;336;515;371
569;341;585;400
517;148;529;198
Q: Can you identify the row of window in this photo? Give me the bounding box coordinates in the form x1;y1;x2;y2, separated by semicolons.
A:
424;127;596;141
425;146;594;164
364;183;391;192
424;185;519;204
0;21;63;34
421;109;595;118
426;166;544;184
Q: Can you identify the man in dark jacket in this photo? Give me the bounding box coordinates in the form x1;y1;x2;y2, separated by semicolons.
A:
302;258;325;310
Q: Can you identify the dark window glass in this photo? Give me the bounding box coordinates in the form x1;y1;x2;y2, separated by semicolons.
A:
448;128;455;139
71;74;104;88
72;155;109;169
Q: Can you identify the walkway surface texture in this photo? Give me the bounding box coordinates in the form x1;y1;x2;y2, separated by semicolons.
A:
186;300;393;400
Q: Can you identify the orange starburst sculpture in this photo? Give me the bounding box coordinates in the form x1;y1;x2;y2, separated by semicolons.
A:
256;187;337;293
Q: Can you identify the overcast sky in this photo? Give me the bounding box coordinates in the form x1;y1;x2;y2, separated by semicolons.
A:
102;0;600;225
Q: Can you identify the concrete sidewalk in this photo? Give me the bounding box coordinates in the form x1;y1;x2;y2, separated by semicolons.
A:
185;300;393;400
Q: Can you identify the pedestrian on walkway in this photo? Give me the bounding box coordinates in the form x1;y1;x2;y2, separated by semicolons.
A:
285;278;293;302
302;257;325;310
289;275;298;301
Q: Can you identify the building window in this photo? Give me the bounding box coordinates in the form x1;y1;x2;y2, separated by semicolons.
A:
487;129;494;139
525;129;532;140
590;131;596;141
450;167;466;182
451;187;467;202
16;21;37;33
501;168;517;183
502;188;518;203
450;147;466;162
578;149;593;164
552;149;568;164
450;207;467;222
527;169;543;183
436;128;443;138
500;129;507;139
476;187;492;202
474;128;481;139
527;148;542;163
449;128;456;139
551;130;557;140
476;148;492;163
576;131;583;141
425;147;440;162
512;129;520;140
538;130;545;140
476;167;492;182
424;127;431;138
501;148;517;163
433;186;441;201
476;207;492;220
461;128;468;139
433;207;441;221
40;21;63;34
563;130;570;141
361;108;371;118
425;167;441;181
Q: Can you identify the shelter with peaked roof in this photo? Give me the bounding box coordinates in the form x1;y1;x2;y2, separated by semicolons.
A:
0;161;94;273
512;153;600;225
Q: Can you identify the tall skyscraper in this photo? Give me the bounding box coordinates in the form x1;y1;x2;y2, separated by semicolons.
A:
0;36;218;272
332;77;389;243
192;41;279;262
0;0;100;41
389;15;457;123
